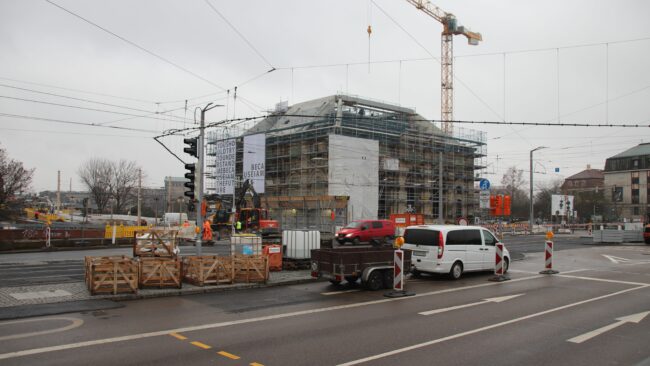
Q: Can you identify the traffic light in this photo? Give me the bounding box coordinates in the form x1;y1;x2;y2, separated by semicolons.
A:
184;163;196;199
183;138;198;158
495;195;503;216
504;195;511;216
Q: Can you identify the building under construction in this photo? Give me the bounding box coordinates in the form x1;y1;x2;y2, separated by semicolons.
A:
206;94;486;231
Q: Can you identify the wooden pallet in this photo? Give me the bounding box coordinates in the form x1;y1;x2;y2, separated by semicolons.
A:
138;257;182;289
182;256;233;286
133;229;178;258
85;256;138;295
233;255;269;284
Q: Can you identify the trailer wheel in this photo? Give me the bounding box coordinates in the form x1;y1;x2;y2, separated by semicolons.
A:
329;280;341;285
382;269;393;289
352;237;360;246
365;270;384;291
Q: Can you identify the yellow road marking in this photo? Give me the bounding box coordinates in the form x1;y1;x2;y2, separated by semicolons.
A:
190;341;212;350
169;332;187;340
217;351;241;360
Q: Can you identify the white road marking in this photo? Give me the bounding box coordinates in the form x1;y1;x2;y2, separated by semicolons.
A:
419;294;524;316
0;274;543;361
0;317;84;341
321;289;361;296
557;274;649;286
561;269;589;274
337;285;649;366
9;290;72;300
567;311;649;344
508;269;538;274
602;255;632;264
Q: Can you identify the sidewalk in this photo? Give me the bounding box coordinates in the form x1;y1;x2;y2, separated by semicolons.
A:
0;270;316;320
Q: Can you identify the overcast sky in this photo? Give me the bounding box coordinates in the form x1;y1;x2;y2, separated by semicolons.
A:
1;0;649;193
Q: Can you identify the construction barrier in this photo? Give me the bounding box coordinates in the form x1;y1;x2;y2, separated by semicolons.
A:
263;244;283;271
104;224;150;239
393;249;404;291
540;240;559;274
489;243;510;282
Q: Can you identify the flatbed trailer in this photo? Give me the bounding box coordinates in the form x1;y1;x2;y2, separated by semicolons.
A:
310;246;411;291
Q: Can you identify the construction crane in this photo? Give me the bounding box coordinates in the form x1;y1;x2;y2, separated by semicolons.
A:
405;0;482;135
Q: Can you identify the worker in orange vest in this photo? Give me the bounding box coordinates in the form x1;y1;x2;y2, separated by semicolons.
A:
202;220;213;242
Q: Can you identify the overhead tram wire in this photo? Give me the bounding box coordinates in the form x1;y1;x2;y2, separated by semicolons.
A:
45;0;267;114
0;95;191;124
0;112;159;133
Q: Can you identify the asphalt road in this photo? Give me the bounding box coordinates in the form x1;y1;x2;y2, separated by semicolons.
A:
1;243;649;365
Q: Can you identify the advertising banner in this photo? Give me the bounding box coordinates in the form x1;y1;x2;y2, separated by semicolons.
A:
243;134;265;193
214;139;236;195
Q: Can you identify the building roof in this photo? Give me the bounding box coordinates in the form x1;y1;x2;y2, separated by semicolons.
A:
245;94;442;137
564;169;604;181
610;142;650;159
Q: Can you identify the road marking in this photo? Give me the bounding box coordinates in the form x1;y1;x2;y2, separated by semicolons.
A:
561;269;589;274
0;274;546;360
250;363;264;366
9;290;72;300
508;269;538;274
0;317;83;341
321;289;361;296
218;351;241;360
558;274;649;286
419;294;524;316
168;332;187;340
602;255;650;266
568;311;649;344
337;284;649;366
190;341;211;350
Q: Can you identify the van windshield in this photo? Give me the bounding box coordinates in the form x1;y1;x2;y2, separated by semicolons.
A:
404;229;440;246
345;222;362;229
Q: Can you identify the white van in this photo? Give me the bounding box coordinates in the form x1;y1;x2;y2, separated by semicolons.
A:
401;225;510;279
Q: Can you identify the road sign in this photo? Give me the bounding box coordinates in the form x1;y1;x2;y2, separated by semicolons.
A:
479;179;490;190
479;191;490;209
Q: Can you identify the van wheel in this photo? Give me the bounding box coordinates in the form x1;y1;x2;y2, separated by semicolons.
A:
450;262;463;280
352;237;360;245
503;258;509;274
365;270;383;291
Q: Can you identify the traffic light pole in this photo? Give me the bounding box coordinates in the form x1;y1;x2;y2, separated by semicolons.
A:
196;103;221;256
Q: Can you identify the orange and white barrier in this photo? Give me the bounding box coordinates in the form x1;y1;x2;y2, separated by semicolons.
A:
540;240;559;274
489;242;510;281
393;249;404;291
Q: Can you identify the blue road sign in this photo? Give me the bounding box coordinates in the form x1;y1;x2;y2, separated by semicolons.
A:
555;167;560;173
479;179;490;191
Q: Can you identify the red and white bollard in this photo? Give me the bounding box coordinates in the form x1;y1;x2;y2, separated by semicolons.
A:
539;240;559;274
489;242;510;282
384;249;415;298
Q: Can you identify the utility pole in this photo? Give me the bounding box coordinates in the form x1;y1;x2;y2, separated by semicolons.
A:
56;170;61;213
137;168;142;225
438;151;444;224
529;146;547;233
196;103;222;256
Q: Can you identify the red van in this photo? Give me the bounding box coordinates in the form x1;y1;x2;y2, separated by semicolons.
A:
336;220;396;245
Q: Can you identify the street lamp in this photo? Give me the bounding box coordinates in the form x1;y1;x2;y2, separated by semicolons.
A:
529;146;548;233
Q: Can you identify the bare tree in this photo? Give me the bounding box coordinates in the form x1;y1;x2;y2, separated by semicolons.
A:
501;166;527;199
0;145;34;206
110;160;141;213
78;158;113;213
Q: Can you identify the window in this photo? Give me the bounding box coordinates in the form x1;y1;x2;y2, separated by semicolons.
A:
632;189;640;204
633;206;640;215
404;229;439;246
483;231;497;246
371;221;383;229
632;171;640;185
446;229;482;245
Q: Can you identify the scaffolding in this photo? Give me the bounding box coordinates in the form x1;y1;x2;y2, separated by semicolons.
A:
206;94;487;229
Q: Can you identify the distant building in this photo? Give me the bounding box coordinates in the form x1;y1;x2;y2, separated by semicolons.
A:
164;177;188;212
561;165;604;194
604;143;650;221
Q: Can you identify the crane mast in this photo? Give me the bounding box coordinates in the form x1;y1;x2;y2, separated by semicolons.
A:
405;0;482;135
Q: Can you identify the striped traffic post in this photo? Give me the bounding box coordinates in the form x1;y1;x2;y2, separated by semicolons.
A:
384;247;415;298
539;240;560;274
489;242;510;282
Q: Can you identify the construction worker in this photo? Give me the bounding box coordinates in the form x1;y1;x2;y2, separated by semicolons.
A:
235;220;242;232
203;220;213;242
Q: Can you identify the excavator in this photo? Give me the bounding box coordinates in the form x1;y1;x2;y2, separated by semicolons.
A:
205;179;280;241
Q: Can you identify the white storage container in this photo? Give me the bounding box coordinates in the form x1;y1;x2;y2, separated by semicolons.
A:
283;230;320;259
230;235;262;255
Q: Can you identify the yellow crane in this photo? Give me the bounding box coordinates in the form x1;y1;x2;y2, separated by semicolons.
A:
405;0;482;135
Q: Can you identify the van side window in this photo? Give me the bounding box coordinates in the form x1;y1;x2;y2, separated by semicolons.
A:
404;229;439;246
483;231;497;246
446;230;464;245
466;230;482;245
372;221;383;229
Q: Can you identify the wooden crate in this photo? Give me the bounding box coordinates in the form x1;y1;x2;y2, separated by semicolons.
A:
133;229;178;258
138;257;182;289
182;256;233;286
233;255;269;284
86;256;138;295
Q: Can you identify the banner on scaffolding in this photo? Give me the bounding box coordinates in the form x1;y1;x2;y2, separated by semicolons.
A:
214;139;236;195
243;133;266;193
